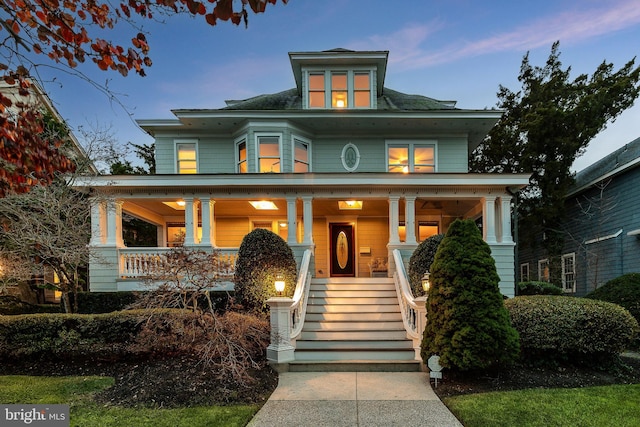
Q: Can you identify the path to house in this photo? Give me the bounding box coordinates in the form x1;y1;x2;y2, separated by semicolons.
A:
247;371;462;427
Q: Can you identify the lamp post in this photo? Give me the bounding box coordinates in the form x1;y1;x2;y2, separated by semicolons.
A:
266;275;294;365
274;277;285;296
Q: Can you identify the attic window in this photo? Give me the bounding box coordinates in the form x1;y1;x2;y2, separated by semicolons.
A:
306;70;373;110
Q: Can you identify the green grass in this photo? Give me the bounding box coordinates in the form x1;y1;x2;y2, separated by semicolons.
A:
444;384;640;427
0;376;259;427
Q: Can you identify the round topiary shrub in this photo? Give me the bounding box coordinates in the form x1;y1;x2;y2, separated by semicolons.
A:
420;219;520;372
505;295;639;365
408;234;444;296
234;229;297;314
518;281;563;295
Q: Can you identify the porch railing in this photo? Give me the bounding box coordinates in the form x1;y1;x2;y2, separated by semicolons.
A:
119;247;239;279
290;249;313;341
391;249;427;360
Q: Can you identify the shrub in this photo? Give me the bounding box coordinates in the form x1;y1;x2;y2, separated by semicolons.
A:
234;229;297;313
518;281;563;295
0;296;61;315
421;219;519;372
505;295;638;365
408;234;444;296
71;291;140;313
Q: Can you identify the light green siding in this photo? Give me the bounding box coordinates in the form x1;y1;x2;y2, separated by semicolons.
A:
154;137;176;174
437;137;468;172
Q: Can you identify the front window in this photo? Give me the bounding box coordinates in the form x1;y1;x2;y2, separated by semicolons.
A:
388;143;435;173
237;140;247;173
308;73;325;108
258;136;281;173
418;222;439;241
354;73;370;108
331;72;348;108
294;138;310;172
176;142;197;174
538;259;550;282
562;253;576;293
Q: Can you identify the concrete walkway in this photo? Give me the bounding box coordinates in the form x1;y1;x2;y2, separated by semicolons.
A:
248;371;463;427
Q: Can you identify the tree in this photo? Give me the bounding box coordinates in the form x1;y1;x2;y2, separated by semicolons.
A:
0;178;92;312
421;219;519;372
471;42;640;280
0;0;286;195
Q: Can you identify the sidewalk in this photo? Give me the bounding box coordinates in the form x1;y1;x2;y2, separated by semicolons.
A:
247;371;463;427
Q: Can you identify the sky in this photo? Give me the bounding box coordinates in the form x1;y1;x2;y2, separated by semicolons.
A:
34;0;640;172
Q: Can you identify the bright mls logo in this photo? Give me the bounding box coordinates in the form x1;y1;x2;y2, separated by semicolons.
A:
2;405;69;426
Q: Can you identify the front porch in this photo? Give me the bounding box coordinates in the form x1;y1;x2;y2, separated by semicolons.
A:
83;172;526;295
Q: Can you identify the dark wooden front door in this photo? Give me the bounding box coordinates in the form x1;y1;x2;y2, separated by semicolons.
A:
330;223;355;277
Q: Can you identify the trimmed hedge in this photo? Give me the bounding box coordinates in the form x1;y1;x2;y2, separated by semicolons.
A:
517;281;563;295
70;291;232;314
0;309;197;361
408;234;444;297
585;273;640;323
505;295;638;365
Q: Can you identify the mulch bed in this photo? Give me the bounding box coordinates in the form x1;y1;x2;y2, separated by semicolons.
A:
3;354;640;406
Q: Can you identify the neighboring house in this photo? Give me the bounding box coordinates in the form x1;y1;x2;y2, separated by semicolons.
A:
0;79;95;303
79;48;529;297
519;137;640;296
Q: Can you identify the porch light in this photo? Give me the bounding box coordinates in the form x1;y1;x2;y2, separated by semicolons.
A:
338;200;363;210
176;200;186;207
422;271;431;292
249;201;278;210
274;277;286;296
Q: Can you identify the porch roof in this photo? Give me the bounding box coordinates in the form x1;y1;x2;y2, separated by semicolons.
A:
76;172;530;195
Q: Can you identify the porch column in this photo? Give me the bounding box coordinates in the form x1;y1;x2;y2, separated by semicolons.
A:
389;195;401;244
500;195;513;243
404;196;417;245
200;198;215;246
302;196;314;245
105;199;124;247
483;196;497;244
286;197;298;245
183;197;198;246
90;199;106;246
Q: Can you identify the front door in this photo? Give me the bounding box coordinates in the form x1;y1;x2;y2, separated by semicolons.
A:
330;223;355;277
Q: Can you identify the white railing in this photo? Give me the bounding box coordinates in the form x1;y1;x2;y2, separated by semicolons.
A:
119;247;238;279
392;249;427;359
290;249;313;340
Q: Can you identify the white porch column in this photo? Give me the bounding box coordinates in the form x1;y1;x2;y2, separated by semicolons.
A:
302;196;314;245
389;195;401;244
286;197;298;245
500;195;513;243
200;198;215;246
105;199;124;247
183;197;198;246
404;195;417;245
483;196;497;244
90;199;106;246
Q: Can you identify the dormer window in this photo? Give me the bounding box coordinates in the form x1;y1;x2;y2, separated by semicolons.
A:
306;70;373;109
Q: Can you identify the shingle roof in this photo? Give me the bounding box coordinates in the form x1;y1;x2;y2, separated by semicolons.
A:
223;87;457;111
573;136;640;190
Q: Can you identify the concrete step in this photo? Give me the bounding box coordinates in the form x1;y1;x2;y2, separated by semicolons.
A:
300;330;407;341
307;297;399;305
288;360;421;372
305;312;402;322
293;349;416;361
309;290;397;298
307;304;401;313
303;321;405;331
296;340;413;350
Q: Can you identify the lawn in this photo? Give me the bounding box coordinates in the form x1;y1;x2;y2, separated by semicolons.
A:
444;383;640;427
0;376;259;427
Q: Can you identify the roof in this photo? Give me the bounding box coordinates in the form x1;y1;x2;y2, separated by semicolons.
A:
570;136;640;195
223;87;458;111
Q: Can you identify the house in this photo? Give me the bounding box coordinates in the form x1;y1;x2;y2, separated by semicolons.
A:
78;49;529;365
519;137;640;296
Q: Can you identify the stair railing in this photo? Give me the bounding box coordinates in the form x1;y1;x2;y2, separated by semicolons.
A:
290;249;313;341
391;249;427;360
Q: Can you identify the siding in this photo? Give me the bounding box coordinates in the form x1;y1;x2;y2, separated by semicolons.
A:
437;137;468;172
356;218;389;276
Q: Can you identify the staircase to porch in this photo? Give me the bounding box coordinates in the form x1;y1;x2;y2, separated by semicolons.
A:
290;278;420;372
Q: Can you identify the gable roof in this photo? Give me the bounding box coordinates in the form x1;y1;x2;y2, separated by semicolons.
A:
570;136;640;195
223;87;458;111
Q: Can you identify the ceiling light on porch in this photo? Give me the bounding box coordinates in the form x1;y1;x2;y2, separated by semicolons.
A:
338;200;363;210
249;201;278;210
162;201;186;210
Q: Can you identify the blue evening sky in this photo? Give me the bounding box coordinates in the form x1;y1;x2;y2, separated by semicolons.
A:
36;0;640;172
